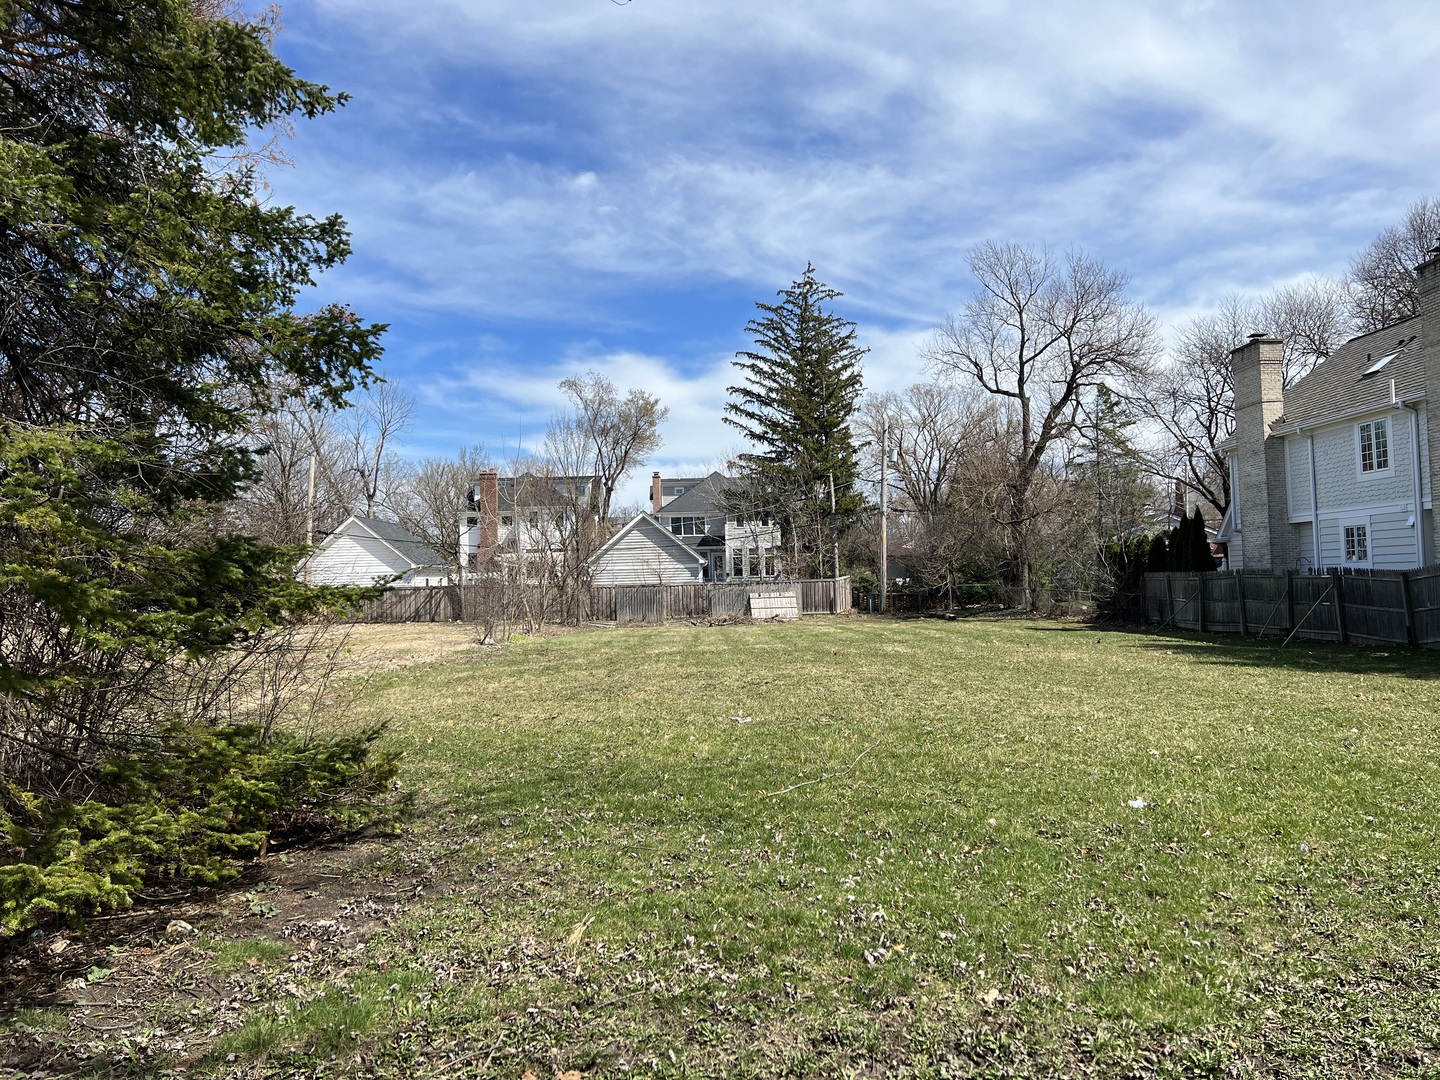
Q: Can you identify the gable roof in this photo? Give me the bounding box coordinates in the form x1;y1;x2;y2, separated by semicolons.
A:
496;474;594;512
1278;316;1425;428
324;515;449;569
658;471;729;515
587;513;706;566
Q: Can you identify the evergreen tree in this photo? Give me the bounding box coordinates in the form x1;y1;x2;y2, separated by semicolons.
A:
1146;533;1169;573
724;264;867;575
0;0;389;927
1187;507;1214;571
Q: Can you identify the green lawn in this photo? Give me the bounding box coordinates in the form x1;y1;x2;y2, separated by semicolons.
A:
238;618;1440;1076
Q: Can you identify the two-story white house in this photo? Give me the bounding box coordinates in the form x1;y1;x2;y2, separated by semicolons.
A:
458;470;600;570
1218;245;1439;572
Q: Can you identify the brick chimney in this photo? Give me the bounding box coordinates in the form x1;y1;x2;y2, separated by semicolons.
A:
1230;333;1294;570
476;469;499;559
650;471;663;515
1419;239;1440;566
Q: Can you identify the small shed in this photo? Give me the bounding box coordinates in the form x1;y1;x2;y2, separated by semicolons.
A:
587;514;706;586
302;515;451;587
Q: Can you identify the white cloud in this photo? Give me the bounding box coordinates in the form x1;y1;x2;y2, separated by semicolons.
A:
269;0;1440;485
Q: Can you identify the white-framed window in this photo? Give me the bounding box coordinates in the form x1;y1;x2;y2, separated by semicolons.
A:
670;515;704;536
501;514;513;526
673;487;685;496
1341;516;1371;566
1357;418;1391;476
735;545;777;578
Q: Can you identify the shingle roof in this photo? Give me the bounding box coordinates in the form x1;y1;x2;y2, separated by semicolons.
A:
658;472;728;514
1278;316;1425;428
496;475;592;512
351;516;449;568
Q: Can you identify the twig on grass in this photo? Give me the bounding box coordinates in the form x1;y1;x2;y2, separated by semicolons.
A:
763;740;882;798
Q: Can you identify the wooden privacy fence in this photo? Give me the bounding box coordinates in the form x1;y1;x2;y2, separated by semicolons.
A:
358;585;461;623
358;577;852;625
592;576;851;625
1144;568;1440;647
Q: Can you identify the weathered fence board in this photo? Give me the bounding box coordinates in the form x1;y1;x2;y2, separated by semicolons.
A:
1410;570;1440;646
359;585;459;623
1144;568;1440;648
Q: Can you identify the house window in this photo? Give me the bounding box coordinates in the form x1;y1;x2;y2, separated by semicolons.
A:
1342;519;1370;565
501;514;513;526
673;487;684;496
466;515;478;527
1358;419;1390;474
670;516;704;536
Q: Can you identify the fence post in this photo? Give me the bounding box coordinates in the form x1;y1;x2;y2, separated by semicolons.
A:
1284;570;1295;631
1234;572;1247;634
1401;571;1417;646
1196;574;1207;633
1331;568;1348;643
1164;574;1175;624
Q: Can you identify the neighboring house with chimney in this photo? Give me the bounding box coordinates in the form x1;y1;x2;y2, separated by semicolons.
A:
587;472;782;584
1218;248;1439;572
458;469;600;569
302;515;452;587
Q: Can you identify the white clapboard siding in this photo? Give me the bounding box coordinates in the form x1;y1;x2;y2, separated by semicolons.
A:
1317;509;1424;570
590;522;703;586
307;533;409;586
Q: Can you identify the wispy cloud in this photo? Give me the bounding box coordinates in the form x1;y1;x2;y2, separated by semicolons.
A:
269;0;1440;473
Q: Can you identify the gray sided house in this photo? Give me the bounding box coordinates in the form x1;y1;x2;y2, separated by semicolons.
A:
587;514;706;586
1219;246;1440;572
303;515;452;588
586;472;783;586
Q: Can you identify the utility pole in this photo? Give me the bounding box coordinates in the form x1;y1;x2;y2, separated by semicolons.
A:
828;471;840;612
304;452;317;585
879;418;889;614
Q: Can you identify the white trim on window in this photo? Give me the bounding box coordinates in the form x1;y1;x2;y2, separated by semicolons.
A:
669;515;704;537
1339;514;1371;567
1355;417;1393;478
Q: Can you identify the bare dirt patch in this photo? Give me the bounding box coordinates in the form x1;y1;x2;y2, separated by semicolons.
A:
0;837;419;1077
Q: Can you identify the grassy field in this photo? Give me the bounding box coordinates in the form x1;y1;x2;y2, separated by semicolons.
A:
8;616;1440;1077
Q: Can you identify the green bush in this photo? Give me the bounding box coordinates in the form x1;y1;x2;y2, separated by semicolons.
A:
0;723;400;935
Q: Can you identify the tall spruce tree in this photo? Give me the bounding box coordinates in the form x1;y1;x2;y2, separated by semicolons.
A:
723;264;866;576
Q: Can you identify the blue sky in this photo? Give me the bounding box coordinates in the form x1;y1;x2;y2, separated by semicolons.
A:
265;0;1440;507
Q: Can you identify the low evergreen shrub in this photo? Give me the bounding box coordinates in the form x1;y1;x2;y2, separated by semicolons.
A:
0;723;400;935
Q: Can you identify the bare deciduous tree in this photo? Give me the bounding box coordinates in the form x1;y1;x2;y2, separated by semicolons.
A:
925;242;1158;608
229;395;360;545
1349;196;1440;333
1134;280;1348;521
558;370;668;524
346;382;414;518
389;444;491;578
